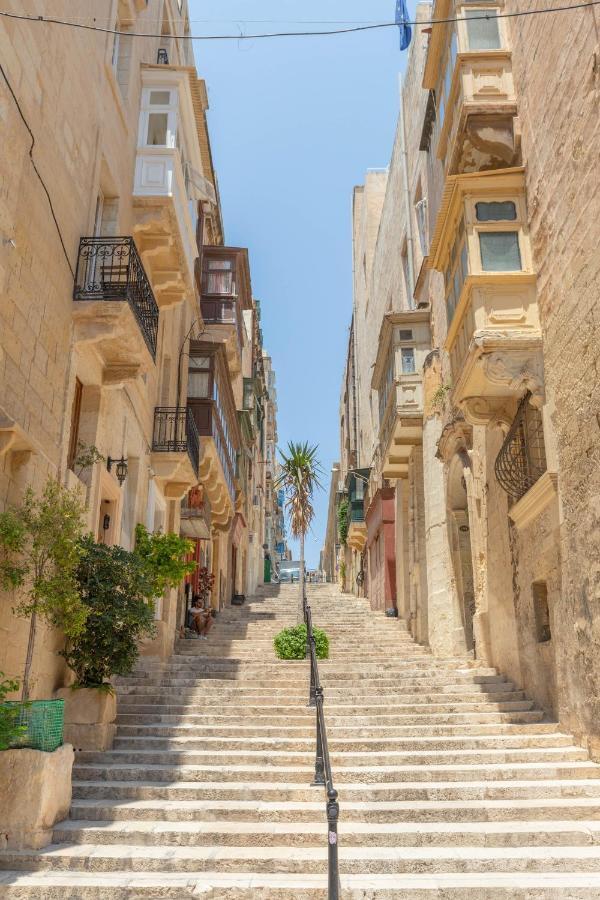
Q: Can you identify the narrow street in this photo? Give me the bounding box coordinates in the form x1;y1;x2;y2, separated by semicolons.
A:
2;584;600;896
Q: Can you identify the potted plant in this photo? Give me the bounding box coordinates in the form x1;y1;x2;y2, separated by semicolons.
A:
0;480;84;848
58;526;195;749
57;536;155;750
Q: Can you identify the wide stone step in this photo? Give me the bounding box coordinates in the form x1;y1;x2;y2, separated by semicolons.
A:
71;778;600;803
52;817;600;848
115;682;518;700
112;719;556;747
72;761;600;785
117;700;533;725
7;843;600;875
76;743;586;768
112;725;572;759
7;869;600;899
67;796;600;823
116;690;527;712
113;713;545;737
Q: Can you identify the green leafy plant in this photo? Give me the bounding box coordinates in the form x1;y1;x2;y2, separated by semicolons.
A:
337;498;350;546
274;624;329;660
0;673;27;750
134;524;196;596
0;480;87;700
430;382;452;413
339;561;347;586
73;442;105;478
61;536;157;687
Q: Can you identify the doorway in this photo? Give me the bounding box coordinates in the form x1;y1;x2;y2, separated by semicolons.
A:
447;456;476;653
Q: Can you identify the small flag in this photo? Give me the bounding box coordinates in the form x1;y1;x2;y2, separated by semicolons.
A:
395;0;412;50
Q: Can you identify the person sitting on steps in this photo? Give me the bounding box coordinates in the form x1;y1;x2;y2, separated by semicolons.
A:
189;595;214;640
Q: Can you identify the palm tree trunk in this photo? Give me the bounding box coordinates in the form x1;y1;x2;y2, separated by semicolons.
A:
298;530;305;624
22;610;37;702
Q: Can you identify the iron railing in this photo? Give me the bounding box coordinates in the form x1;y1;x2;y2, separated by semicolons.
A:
495;392;547;503
73;236;159;358
303;587;340;899
152;407;200;476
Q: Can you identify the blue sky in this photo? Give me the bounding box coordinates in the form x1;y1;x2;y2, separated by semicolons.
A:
189;1;411;567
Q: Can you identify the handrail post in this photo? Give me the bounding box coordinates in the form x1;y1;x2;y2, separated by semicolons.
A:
312;690;325;786
327;787;340;900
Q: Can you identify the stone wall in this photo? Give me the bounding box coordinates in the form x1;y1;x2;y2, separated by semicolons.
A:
507;1;600;752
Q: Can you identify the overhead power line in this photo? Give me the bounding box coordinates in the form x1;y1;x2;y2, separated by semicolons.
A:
0;61;74;277
0;2;599;41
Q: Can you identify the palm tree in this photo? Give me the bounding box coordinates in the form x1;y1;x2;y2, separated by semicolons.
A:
276;442;322;620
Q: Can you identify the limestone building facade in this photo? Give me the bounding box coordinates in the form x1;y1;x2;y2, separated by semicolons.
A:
0;1;281;698
329;0;600;757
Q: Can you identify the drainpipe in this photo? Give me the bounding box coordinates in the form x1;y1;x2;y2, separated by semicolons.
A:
399;74;415;308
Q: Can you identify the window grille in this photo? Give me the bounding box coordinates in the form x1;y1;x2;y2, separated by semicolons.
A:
495;392;547;503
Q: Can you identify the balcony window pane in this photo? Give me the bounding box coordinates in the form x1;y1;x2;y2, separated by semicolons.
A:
476;201;517;221
147;113;168;145
401;348;416;374
460;243;469;281
149;90;171;105
399;330;413;341
479;231;522;270
465;10;501;49
188;372;210;398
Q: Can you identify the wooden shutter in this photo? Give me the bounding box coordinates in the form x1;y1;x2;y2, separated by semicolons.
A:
67;378;83;471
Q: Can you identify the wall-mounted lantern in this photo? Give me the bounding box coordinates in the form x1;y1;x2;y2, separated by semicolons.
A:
107;456;128;486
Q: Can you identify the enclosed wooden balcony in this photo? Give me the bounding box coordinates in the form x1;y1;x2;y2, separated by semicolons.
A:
428;169;544;424
372;312;431;480
187;341;240;529
346;469;370;552
422;0;519;175
72;236;159;382
196;246;252;374
132;67;216;308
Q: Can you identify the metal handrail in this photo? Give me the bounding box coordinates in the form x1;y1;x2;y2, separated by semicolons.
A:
302;587;340;899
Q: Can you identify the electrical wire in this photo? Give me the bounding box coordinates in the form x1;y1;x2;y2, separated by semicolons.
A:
0;2;599;40
0;61;74;277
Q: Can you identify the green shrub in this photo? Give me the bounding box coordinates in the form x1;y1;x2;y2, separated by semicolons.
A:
274;624;329;660
61;537;157;687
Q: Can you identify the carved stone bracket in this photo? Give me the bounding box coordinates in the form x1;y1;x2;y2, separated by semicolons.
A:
436;413;473;463
460;396;516;431
482;348;545;408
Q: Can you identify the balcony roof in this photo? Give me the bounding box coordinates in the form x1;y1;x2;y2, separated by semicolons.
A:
422;0;452;89
428;166;525;271
371;310;431;390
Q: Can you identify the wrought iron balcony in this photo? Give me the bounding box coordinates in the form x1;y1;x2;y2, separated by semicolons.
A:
152;407;200;476
495;393;547;503
73;237;159;358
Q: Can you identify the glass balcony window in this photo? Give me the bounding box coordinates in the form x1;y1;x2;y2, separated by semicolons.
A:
401;348;416;374
465;9;502;50
203;258;235;295
476;201;517;221
479;231;522;271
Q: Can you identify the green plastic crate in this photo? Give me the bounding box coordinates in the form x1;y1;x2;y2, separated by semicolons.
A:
2;699;64;752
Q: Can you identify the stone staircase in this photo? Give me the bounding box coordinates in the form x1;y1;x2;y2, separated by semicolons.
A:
2;584;600;897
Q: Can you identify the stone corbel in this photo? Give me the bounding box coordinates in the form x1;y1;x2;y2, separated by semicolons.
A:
482;349;545;408
436;413;473;463
460;396;516;431
102;364;142;388
0;416;38;468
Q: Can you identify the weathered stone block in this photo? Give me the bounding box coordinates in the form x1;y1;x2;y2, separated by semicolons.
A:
0;744;73;849
55;687;117;751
